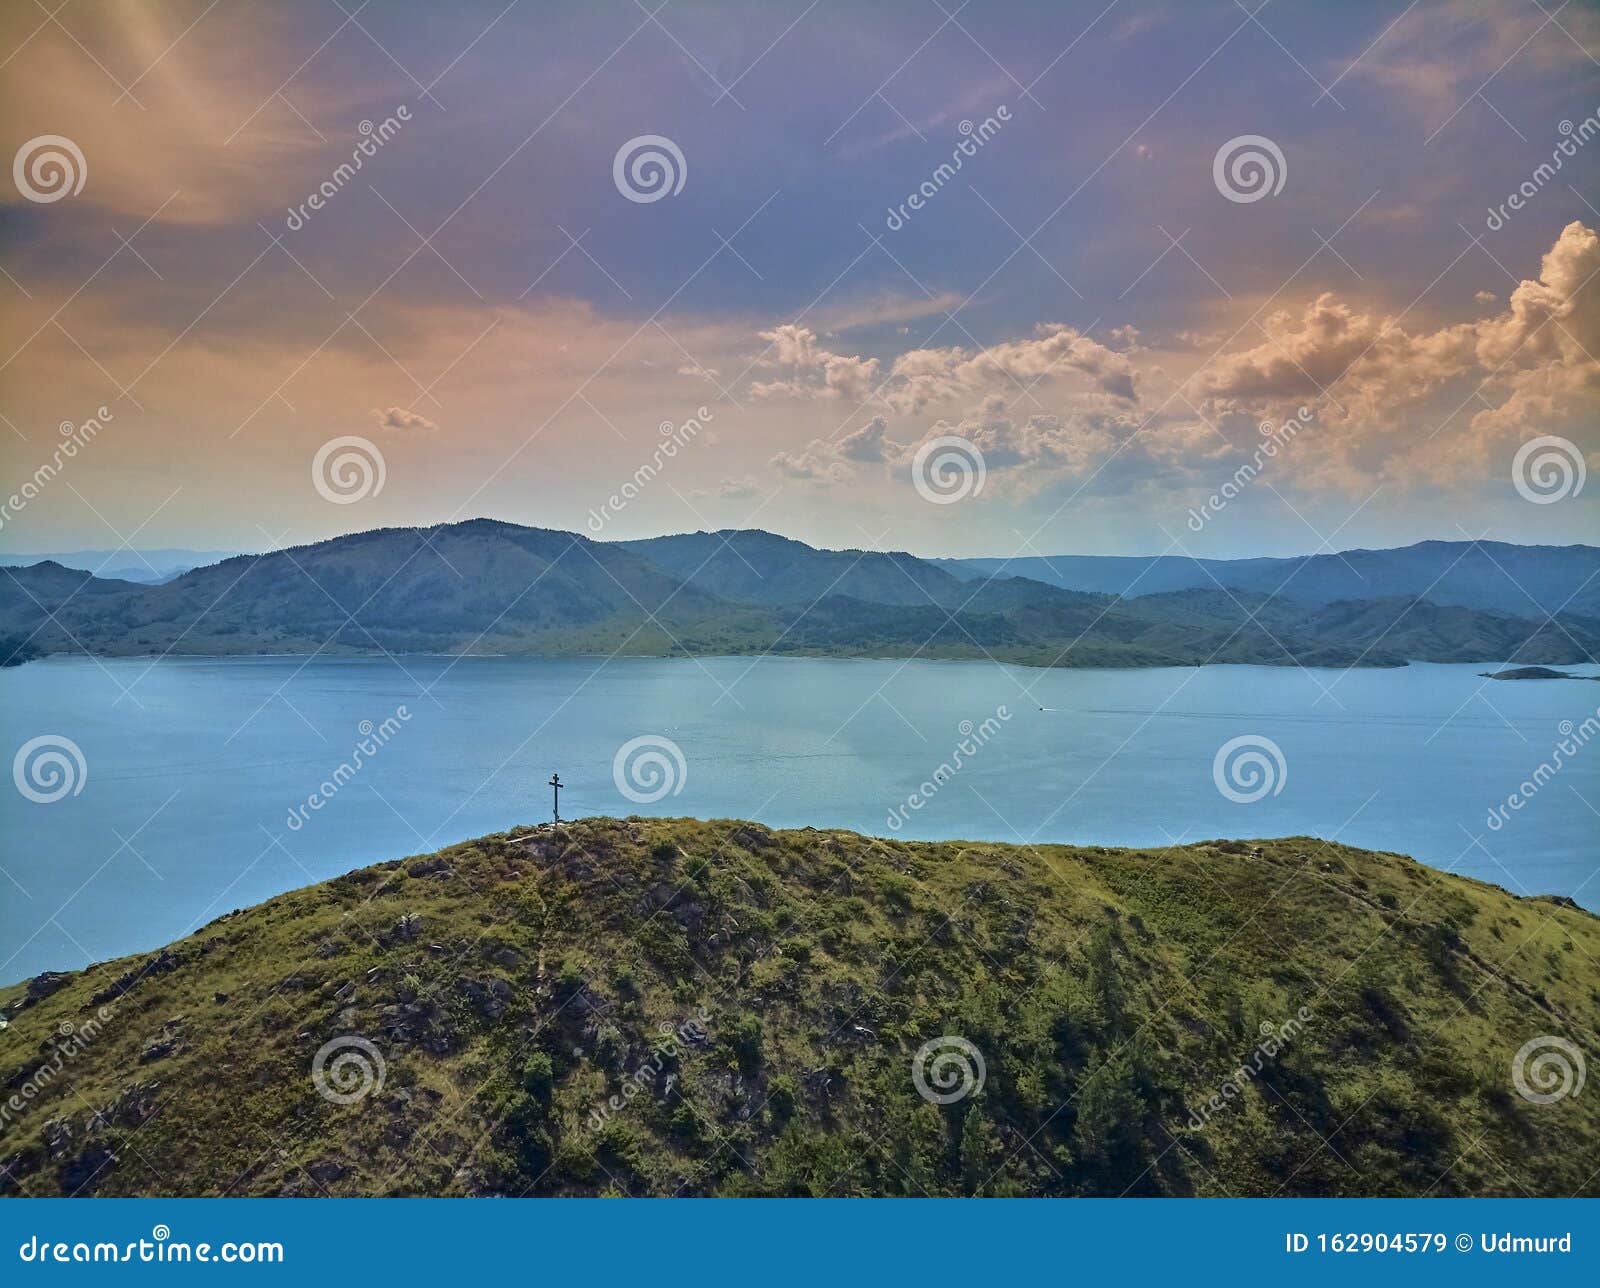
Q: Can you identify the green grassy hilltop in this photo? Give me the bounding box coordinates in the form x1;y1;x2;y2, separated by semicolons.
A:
2;817;1596;1197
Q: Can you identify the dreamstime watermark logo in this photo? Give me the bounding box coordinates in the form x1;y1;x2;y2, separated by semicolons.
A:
1186;1008;1314;1130
311;1035;386;1104
586;406;714;533
13;735;87;804
912;434;986;504
0;406;113;534
1486;107;1600;230
1187;405;1313;531
1486;709;1599;832
285;107;411;230
0;1005;116;1135
285;706;411;831
586;1009;711;1132
887;706;1011;832
16;1226;284;1265
1212;734;1286;803
13;135;86;203
612;735;687;804
912;1035;985;1104
611;732;688;803
884;106;1011;231
1511;1035;1586;1104
312;435;387;504
1212;134;1286;204
613;134;686;203
1511;435;1585;504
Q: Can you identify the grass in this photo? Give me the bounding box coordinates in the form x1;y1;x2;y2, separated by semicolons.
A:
1;816;1596;1197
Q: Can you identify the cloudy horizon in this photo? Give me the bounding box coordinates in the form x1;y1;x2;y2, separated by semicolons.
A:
2;0;1597;561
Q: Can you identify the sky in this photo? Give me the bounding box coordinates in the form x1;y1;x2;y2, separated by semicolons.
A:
1;0;1597;561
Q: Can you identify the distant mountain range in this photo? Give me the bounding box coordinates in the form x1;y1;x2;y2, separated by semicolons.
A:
2;521;1596;670
935;540;1600;619
0;548;236;585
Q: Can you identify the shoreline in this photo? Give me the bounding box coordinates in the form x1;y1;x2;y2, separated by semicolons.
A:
12;648;1600;674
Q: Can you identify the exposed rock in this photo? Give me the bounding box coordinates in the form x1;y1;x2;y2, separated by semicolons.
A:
393;913;423;941
89;949;184;1007
58;1144;116;1195
0;1150;41;1195
42;1118;73;1158
138;1016;186;1063
26;971;71;1005
459;976;513;1020
801;1066;837;1098
377;999;439;1046
304;1158;346;1186
93;1082;160;1130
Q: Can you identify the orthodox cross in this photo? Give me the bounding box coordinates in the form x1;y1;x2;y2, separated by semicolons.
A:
548;772;562;823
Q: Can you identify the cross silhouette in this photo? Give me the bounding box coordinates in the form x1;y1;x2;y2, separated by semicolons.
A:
548;772;562;823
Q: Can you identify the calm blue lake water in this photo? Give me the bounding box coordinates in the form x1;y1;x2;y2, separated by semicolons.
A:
3;654;1598;983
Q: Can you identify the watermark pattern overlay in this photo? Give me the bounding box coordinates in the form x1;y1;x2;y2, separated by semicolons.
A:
12;735;87;804
1511;1035;1586;1105
12;135;86;203
285;107;412;231
1187;406;1313;531
1511;435;1586;504
0;407;113;535
912;1035;986;1104
1186;1008;1315;1130
0;1007;116;1135
613;135;686;204
1211;735;1286;804
887;707;1011;832
884;106;1011;230
313;436;388;505
612;735;688;804
1485;106;1600;230
311;1036;387;1105
911;435;986;504
587;407;714;533
1486;709;1599;832
586;1009;711;1132
1212;134;1286;203
285;708;411;832
0;0;1597;1212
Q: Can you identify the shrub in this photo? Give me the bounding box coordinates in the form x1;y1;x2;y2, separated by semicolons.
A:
521;1051;554;1102
767;1074;797;1123
728;1013;763;1074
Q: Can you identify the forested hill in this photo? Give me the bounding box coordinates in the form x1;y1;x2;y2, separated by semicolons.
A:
3;521;1597;669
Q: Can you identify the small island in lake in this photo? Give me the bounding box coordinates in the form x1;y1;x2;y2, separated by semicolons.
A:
1480;666;1600;681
